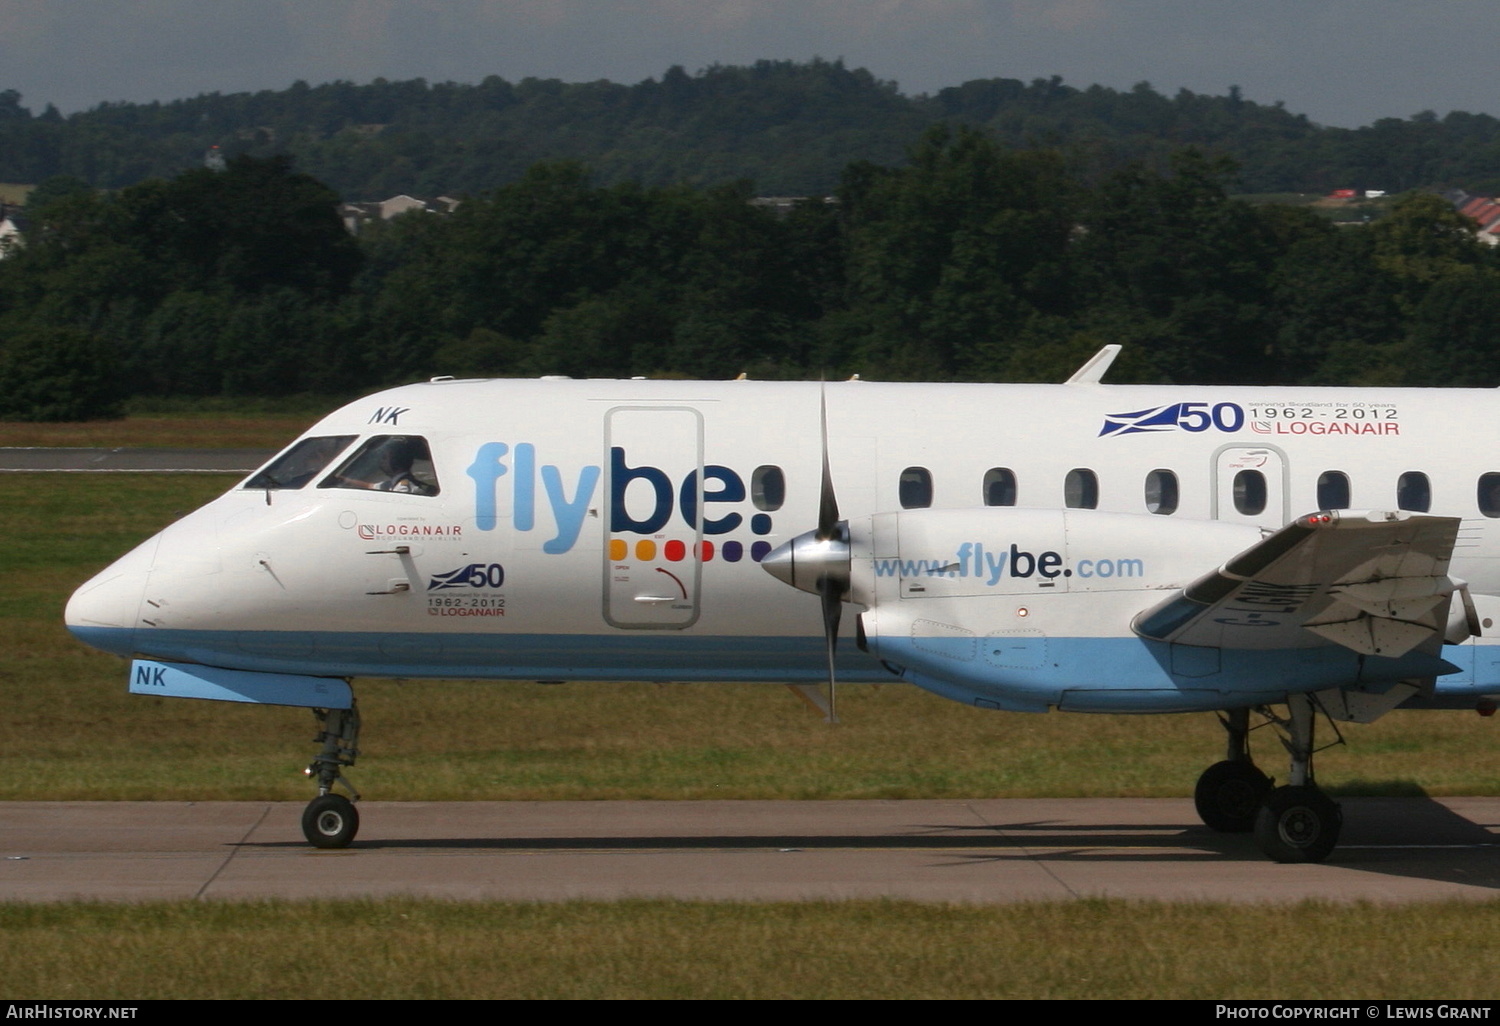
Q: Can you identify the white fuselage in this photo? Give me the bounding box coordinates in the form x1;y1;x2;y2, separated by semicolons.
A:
64;377;1500;709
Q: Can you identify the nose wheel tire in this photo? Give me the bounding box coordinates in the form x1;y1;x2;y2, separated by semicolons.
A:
302;794;359;848
1194;760;1272;833
1254;785;1341;863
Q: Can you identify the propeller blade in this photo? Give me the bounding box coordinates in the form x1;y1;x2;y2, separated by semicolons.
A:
817;384;843;722
763;384;849;724
819;570;842;724
816;386;840;541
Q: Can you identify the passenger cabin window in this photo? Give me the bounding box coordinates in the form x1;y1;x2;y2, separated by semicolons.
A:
1317;471;1351;510
983;467;1017;507
751;465;785;511
1065;469;1098;510
320;435;440;496
245;435;357;490
1144;469;1178;515
899;467;932;509
1233;470;1267;516
1397;471;1430;512
1480;473;1500;518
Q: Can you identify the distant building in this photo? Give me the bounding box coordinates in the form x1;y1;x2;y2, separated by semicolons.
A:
339;194;461;234
1447;190;1500;246
750;196;837;218
0;203;27;258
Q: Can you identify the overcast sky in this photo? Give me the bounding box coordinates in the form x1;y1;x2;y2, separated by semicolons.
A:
0;0;1490;128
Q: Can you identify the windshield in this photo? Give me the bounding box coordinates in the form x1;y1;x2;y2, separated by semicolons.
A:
318;435;440;496
244;435;357;490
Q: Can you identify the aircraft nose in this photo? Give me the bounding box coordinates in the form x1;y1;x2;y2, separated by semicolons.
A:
65;535;159;657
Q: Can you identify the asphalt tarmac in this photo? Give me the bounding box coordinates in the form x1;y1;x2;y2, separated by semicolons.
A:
3;797;1498;904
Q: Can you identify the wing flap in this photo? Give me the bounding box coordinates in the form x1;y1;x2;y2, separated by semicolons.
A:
1302;614;1438;656
1132;510;1461;657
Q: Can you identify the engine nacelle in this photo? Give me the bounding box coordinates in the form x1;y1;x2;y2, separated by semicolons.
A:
847;508;1265;711
849;507;1261;607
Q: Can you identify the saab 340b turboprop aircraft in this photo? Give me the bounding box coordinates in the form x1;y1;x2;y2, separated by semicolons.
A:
65;346;1500;863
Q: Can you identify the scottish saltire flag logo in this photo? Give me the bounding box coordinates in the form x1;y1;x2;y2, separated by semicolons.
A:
1099;403;1185;437
427;562;506;590
1100;401;1247;436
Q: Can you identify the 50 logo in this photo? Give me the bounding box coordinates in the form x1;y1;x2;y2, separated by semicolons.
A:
428;563;506;591
1099;402;1245;437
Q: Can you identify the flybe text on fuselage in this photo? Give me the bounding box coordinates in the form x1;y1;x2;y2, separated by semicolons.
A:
465;443;771;554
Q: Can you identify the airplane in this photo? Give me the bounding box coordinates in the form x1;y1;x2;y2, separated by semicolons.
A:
64;345;1500;863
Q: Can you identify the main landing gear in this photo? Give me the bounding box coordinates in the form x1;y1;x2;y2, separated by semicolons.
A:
301;701;361;848
1194;695;1343;863
1194;708;1272;833
1254;694;1343;863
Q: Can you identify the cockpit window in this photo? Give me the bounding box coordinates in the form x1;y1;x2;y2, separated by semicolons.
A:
319;435;440;496
245;435;357;490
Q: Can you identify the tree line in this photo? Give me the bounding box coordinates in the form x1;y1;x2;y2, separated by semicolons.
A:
3;129;1499;420
5;61;1500;199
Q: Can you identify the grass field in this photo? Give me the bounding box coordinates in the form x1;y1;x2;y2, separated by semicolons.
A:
4;897;1500;999
6;471;1499;801
4;418;1499;1000
0;414;313;448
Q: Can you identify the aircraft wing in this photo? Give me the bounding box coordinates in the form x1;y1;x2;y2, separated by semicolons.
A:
1131;510;1463;657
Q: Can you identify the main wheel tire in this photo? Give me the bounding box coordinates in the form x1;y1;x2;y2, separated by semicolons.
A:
1254;785;1341;863
302;794;359;849
1194;760;1272;833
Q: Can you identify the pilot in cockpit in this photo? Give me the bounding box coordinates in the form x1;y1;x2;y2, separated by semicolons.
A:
325;435;440;496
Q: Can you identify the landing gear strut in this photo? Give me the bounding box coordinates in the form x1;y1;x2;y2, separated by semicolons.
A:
302;701;361;848
1194;708;1271;833
1254;693;1342;863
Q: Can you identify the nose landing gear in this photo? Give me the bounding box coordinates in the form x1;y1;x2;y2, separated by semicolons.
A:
303;793;359;848
302;702;361;848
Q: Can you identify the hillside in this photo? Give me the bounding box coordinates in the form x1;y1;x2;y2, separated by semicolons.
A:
3;62;1499;198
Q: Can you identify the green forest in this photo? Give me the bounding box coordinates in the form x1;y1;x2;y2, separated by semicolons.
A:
5;60;1500;197
2;62;1500;419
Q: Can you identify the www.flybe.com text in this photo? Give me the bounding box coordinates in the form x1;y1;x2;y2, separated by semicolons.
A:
876;542;1144;585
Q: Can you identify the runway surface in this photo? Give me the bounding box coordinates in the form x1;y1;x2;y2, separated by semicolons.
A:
3;798;1498;904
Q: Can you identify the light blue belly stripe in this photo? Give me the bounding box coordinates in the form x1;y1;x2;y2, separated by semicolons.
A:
129;659;354;708
71;625;891;683
70;624;1500;715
